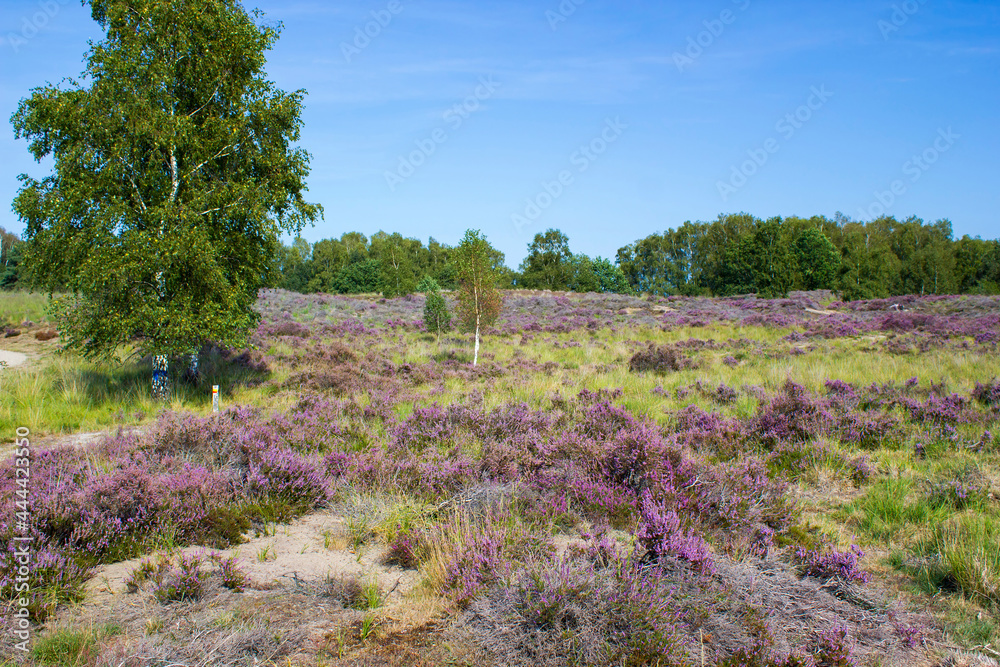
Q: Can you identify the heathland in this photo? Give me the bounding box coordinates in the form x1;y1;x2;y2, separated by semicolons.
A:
1;288;998;666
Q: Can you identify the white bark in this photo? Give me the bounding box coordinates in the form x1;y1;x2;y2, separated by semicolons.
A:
474;313;480;367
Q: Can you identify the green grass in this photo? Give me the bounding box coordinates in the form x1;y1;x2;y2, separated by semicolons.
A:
841;477;952;542
918;513;1000;608
0;346;285;436
30;623;121;666
0;290;54;326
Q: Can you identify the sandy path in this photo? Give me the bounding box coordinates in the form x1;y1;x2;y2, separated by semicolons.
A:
0;349;27;368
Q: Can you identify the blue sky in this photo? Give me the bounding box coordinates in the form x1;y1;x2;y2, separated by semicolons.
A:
1;0;998;266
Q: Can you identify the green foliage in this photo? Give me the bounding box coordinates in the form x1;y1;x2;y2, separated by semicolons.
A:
615;212;992;298
837;225;899;300
416;275;441;293
717;217;796;297
590;256;634;294
794;228;840;290
423;289;452;336
519;228;573;290
372;231;421;297
0;227;22;289
332;258;382;294
455;230;503;365
12;0;321;359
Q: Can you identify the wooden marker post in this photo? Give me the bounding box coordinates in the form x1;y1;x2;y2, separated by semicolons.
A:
212;385;220;413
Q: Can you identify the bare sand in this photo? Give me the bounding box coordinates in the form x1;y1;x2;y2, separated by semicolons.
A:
0;349;27;368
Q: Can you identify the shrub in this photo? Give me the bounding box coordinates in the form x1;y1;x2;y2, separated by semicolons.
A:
443;528;509;605
794;546;871;584
423;289;452;335
628;344;694;373
752;381;831;446
811;626;856;667
215;555;249;592
846;456;874;486
246;448;329;516
271;320;311;337
925;464;990;510
636;494;714;575
972;379;1000;406
384;528;423;569
127;553;208;604
467;557;688;666
416;275;440;293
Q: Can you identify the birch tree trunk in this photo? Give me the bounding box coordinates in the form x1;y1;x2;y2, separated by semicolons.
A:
474;313;480;367
152;355;170;400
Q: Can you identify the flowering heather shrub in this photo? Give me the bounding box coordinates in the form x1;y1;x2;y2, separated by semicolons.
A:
723;355;740;367
672;404;731;452
794;546;871;584
836;411;899;450
393;405;457;452
443;528;510;605
824;380;857;400
384;528;423;569
972;379;1000;406
0;536;89;620
43;464;164;560
151;553;206;603
708;458;795;556
752;381;832;447
925;465;990;510
269;320;312;337
846;456;874;486
906;393;974;426
714;383;739;404
158;465;245;547
636;494;715;575
894;623;926;649
975;331;998;345
215;554;249;592
629;344;695;373
468;556;688;666
811;626;855;667
571;530;624;569
246;447;329;514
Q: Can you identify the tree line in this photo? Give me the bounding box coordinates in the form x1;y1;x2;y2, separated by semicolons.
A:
616;213;1000;299
269;214;999;300
272;227;632;297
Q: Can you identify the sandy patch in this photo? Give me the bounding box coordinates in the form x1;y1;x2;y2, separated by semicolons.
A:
84;508;419;605
0;349;27;368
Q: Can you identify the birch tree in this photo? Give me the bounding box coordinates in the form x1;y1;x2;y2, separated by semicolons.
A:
11;0;321;398
454;230;502;366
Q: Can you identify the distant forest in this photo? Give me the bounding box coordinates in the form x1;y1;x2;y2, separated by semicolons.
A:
3;213;999;300
271;214;1000;300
